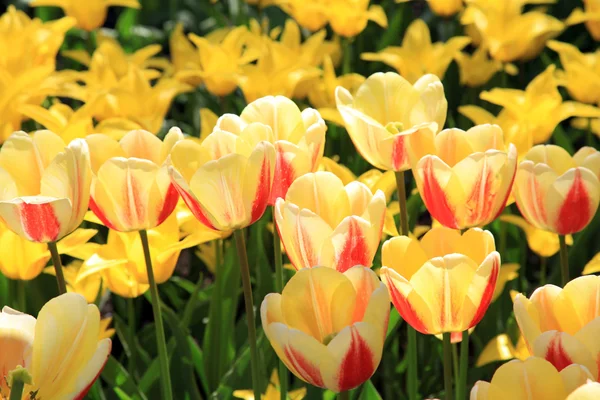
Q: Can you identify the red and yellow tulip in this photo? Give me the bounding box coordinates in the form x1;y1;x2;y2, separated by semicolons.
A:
380;227;500;335
513;145;600;235
411;124;517;229
275;172;386;272
261;266;389;392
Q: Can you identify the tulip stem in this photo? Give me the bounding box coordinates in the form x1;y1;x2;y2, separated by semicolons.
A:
48;241;67;295
540;257;547;285
128;297;137;380
17;280;26;312
457;330;470;400
272;209;288;400
559;235;569;286
338;391;350;400
443;333;454;400
394;171;409;236
234;229;263;400
139;229;173;400
342;37;352;74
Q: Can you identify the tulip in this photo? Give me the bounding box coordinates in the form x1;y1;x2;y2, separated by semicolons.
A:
547;41;600;105
0;293;111;399
454;46;517;88
275;172;385;272
471;357;594;400
327;0;387;37
514;276;600;380
275;0;329;32
514;145;600;235
411;124;517;229
566;0;600;42
216;96;326;204
381;227;500;335
233;370;306;400
583;252;600;275
87;128;183;232
426;0;463;17
568;381;600;399
499;215;573;258
170;23;203;87
335;72;446;172
361;19;470;84
476;333;529;367
261;266;389;392
30;0;140;31
492;263;520;302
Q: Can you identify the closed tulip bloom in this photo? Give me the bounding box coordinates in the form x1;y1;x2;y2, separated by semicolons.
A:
215;96;326;204
261;266;389;392
336;72;446;171
411;124;517;229
380;227;500;335
87;128;183;232
327;0;387;38
514;276;600;380
169;125;276;231
0;131;91;243
426;0;463;17
275;172;386;272
514;145;600;235
471;357;594;400
0;293;111;399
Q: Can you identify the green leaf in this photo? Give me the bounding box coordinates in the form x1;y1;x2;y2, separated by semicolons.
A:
116;8;139;40
359;380;383;400
101;356;148;400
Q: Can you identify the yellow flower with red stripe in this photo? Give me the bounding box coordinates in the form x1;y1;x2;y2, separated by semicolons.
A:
86;128;183;232
514;276;600;381
514;145;600;235
411;124;517;229
215;96;326;204
261;266;389;392
169;123;276;231
0;131;91;243
335;72;445;172
380;227;500;335
274;172;386;272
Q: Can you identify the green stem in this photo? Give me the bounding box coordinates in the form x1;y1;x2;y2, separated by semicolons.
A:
540;257;547;286
587;118;594;147
139;229;173;400
499;220;507;258
338;391;350;400
48;241;67;294
128;297;137;380
272;209;288;400
457;330;469;400
234;229;263;400
17;280;25;312
443;333;454;400
451;344;459;398
9;379;24;400
394;171;417;400
559;235;569;286
342;37;352;75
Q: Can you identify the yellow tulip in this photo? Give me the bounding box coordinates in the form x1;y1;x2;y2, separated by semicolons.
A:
0;132;91;243
216;96;326;203
327;0;387;37
548;40;600;105
0;293;111;399
275;172;386;272
361;19;470;84
0;225;96;281
381;227;501;335
87;128;183;232
461;0;563;62
454;46;517;88
471;357;594;400
427;0;463;17
583;251;600;275
31;0;140;31
476;333;530;367
513;145;600;235
500;214;573;258
99;317;116;340
514;276;600;380
568;381;600;400
234;370;306;400
318;156;356;185
169;126;276;231
566;0;600;42
335;72;445;171
261;266;389;392
492;263;520;302
169;23;202;86
275;0;329;32
411;124;517;229
307;56;365;126
59;260;105;303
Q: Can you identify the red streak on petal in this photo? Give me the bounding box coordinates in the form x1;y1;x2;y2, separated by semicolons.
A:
385;275;429;334
465;159;495;226
391;135;407;171
73;342;111;400
468;256;500;329
251;156;272;224
351;269;376;323
19;202;61;242
89;197;119;230
337;326;375;391
491;162;517;221
544;333;573;372
171;180;216;230
421;158;458;229
556;169;592;235
156;183;179;226
523;173;547;228
335;218;370;273
284;345;324;388
450;331;463;343
291;214;319;270
122;171;144;228
269;147;295;205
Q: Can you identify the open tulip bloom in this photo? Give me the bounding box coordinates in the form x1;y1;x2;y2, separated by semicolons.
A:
261;266;390;392
0;293;111;400
411;124;517;230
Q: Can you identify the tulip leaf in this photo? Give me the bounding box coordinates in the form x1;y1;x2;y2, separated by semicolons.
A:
0;272;8;308
360;380;383;400
101;355;148;400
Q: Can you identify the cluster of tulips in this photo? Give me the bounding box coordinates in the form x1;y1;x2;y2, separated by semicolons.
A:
2;0;600;399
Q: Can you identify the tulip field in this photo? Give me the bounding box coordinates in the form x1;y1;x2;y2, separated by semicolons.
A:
3;0;600;399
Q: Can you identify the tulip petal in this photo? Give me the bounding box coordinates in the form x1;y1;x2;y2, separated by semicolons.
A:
244;141;275;224
554;276;600;335
320;216;378;273
415;156;459;229
466;252;500;329
559;364;596;396
382;236;430;279
532;331;597;378
270;141;311;204
84;134;125;173
119;129;163;163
